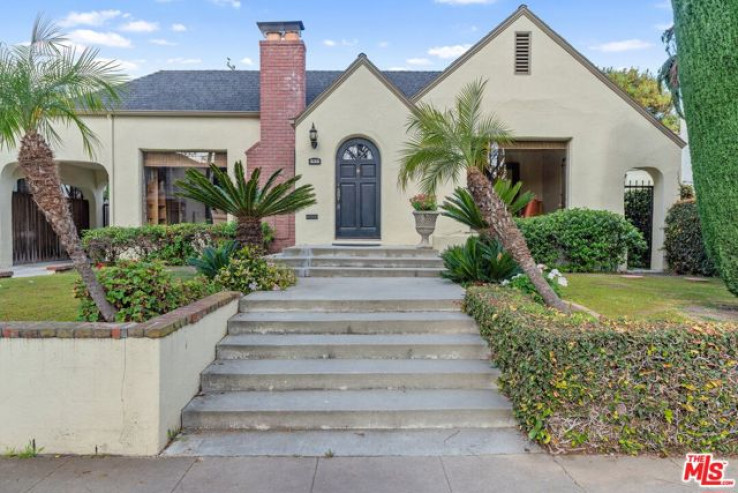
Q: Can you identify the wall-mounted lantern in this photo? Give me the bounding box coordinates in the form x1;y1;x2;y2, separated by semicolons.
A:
309;123;318;149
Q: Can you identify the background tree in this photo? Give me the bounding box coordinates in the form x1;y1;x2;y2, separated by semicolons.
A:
657;27;682;116
176;162;317;248
671;0;738;295
603;67;679;132
0;18;124;321
399;79;569;311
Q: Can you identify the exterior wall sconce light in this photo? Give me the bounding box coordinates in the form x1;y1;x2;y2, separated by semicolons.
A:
309;123;318;149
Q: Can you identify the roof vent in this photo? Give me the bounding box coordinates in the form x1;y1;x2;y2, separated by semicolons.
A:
515;32;531;75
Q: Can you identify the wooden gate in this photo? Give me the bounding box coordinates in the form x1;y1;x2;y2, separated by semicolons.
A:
12;192;89;265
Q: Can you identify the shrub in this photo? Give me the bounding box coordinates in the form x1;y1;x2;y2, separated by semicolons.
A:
188;241;238;279
75;261;217;322
516;209;646;272
213;246;296;294
505;266;566;304
465;285;738;455
83;222;275;265
441;236;519;284
664;199;717;277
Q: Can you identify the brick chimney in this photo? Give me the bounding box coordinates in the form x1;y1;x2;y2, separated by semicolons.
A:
247;21;306;251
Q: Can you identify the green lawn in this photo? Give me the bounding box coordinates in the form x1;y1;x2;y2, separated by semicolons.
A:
565;274;738;322
0;273;79;321
0;267;199;322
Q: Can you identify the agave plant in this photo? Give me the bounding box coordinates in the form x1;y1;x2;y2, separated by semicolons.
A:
441;236;520;284
176;161;317;248
188;241;238;279
441;180;535;231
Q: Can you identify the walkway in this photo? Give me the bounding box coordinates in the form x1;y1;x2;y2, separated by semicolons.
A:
0;455;697;492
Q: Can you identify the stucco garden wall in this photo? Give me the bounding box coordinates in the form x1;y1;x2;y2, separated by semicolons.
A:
0;292;239;456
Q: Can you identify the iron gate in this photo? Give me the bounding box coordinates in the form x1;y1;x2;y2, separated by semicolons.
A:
624;181;654;269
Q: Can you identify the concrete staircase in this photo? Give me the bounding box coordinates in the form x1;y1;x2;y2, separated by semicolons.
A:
170;277;528;457
270;245;444;278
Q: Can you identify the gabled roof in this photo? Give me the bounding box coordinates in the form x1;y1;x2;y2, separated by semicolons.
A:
294;54;426;126
413;5;686;148
114;69;440;113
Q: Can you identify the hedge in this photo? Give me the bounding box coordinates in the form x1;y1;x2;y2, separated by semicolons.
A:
465;286;738;455
82;222;273;265
673;0;738;295
516;209;646;272
664;199;717;277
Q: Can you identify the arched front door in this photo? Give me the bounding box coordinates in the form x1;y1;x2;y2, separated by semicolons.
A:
336;139;381;239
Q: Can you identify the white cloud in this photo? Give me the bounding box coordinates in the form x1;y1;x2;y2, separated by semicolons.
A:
59;10;122;28
171;23;187;32
100;57;144;73
150;38;177;46
210;0;241;7
590;39;653;53
341;39;358;47
323;39;337;47
435;0;496;4
241;57;254;66
167;57;202;65
378;41;390;48
407;57;432;66
119;20;159;33
386;66;410;71
68;30;132;48
427;44;471;59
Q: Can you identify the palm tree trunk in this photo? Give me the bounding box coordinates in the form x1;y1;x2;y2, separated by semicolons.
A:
467;168;569;312
18;132;118;322
236;216;263;249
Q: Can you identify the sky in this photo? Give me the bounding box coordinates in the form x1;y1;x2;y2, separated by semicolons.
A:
1;0;676;78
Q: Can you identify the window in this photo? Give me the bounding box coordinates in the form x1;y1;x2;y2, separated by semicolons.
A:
143;151;227;225
515;32;531;75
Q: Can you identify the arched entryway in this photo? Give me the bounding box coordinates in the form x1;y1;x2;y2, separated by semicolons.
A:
335;138;381;239
624;167;663;270
0;160;108;267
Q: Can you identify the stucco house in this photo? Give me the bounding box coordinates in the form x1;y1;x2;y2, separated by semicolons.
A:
0;5;685;271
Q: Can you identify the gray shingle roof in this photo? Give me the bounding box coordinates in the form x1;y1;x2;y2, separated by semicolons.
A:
115;70;441;112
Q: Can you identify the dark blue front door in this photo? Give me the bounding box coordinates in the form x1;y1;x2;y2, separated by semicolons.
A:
336;139;380;239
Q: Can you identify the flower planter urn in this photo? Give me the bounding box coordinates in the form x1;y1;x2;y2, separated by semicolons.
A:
413;210;439;248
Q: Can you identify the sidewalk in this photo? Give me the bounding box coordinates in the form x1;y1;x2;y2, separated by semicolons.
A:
0;454;701;493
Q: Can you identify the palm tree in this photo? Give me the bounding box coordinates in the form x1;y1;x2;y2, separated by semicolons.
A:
176;162;317;248
0;18;125;321
657;27;682;117
399;78;569;311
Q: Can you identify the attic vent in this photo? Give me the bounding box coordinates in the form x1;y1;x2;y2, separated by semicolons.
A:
515;32;531;75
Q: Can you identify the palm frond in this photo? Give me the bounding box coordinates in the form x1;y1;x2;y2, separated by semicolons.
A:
0;17;126;153
399;78;512;193
440;187;488;231
175;162;317;222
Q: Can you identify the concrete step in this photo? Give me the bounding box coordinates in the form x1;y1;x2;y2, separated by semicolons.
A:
303;267;443;278
181;389;515;431
164;428;538;457
274;256;444;269
240;298;460;313
217;334;489;360
201;359;499;392
280;246;439;259
228;311;476;335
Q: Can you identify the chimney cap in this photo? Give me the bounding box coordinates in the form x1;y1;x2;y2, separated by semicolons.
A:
257;21;305;37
